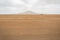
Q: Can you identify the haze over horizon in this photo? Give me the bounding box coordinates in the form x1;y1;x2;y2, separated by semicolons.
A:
0;0;60;14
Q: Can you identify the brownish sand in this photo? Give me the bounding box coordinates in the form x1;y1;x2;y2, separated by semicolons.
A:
0;15;60;40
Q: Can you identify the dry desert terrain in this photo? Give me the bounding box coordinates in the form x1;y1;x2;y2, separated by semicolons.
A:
0;14;60;40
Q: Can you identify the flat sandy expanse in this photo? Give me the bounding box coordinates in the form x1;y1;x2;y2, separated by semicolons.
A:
0;15;60;40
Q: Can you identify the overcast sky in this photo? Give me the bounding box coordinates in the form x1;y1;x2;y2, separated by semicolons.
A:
0;0;60;14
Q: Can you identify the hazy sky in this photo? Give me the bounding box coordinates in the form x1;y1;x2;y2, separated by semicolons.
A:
0;0;60;14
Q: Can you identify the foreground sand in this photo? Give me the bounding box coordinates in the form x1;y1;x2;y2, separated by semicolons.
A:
0;14;60;40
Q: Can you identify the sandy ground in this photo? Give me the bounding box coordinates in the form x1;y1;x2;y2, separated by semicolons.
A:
0;15;60;40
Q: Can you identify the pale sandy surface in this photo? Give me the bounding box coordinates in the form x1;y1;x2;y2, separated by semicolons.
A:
0;15;60;40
